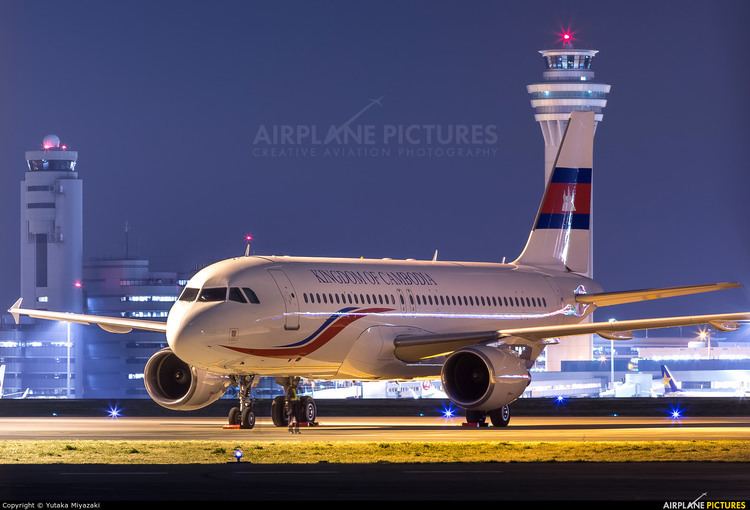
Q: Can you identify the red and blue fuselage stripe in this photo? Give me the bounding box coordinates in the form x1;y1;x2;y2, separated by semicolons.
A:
281;306;357;347
220;306;393;358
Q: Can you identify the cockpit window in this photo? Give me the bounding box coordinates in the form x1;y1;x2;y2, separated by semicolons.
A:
198;287;227;302
228;287;247;303
178;287;199;302
242;287;260;304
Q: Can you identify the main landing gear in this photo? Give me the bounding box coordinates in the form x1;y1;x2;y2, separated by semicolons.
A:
228;375;257;429
271;376;318;427
463;405;511;428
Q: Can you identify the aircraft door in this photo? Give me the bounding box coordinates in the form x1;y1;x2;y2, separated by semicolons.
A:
268;269;301;330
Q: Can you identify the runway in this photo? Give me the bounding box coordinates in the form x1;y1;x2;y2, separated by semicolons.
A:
2;462;748;500
1;415;748;441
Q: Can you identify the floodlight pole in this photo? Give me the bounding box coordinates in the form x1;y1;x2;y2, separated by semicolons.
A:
610;339;615;390
66;322;72;398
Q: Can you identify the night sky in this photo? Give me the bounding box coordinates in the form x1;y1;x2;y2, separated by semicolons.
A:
1;1;749;325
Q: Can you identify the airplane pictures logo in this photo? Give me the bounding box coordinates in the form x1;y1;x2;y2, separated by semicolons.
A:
250;97;499;159
663;493;746;509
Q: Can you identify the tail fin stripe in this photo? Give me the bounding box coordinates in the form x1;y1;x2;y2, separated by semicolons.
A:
550;167;592;183
536;213;590;230
539;182;592;215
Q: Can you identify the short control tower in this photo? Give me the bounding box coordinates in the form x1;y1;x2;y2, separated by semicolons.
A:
20;135;83;313
527;38;611;182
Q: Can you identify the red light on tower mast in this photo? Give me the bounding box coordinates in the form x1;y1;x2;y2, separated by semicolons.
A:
558;26;576;47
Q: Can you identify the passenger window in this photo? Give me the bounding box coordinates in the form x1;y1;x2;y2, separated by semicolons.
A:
329;293;333;303
228;287;247;303
543;297;547;307
198;287;227;302
242;288;260;304
492;297;497;307
399;294;404;305
409;295;414;305
178;287;199;302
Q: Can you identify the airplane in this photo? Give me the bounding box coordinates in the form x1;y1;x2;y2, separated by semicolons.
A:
0;365;30;399
8;111;749;429
660;365;747;397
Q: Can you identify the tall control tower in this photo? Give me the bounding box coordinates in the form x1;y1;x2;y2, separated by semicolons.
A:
20;135;83;313
528;36;611;371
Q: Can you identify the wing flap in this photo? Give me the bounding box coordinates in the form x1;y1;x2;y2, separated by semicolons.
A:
575;282;739;308
8;298;167;334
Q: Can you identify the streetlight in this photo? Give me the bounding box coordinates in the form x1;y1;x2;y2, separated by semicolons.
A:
697;328;711;359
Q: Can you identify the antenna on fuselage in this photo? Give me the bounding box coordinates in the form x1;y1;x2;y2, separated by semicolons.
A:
243;233;253;256
432;249;438;261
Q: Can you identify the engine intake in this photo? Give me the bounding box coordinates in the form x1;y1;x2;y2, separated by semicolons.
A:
144;348;231;411
441;345;530;411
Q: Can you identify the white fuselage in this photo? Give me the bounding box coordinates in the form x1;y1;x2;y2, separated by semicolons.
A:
166;256;600;380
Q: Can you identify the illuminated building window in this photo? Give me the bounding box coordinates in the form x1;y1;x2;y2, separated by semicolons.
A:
37;296;49;303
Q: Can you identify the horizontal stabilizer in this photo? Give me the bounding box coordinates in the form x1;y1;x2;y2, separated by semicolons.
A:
575;282;740;308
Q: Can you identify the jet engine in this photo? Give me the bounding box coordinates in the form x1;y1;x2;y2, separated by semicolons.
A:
144;348;232;411
441;345;531;411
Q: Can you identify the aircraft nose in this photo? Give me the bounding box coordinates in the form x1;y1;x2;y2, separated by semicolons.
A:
166;304;205;362
166;303;228;365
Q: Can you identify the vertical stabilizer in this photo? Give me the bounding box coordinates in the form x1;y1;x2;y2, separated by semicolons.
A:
661;365;680;393
514;111;594;274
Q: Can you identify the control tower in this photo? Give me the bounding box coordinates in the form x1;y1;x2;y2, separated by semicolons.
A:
528;45;611;182
527;38;610;371
20;135;83;313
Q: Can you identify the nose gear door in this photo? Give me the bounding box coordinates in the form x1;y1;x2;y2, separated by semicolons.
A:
268;269;300;330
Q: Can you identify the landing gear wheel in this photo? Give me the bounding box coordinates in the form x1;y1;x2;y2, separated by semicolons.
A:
488;405;511;427
240;407;256;429
296;396;317;423
271;396;288;427
465;409;487;425
228;406;240;426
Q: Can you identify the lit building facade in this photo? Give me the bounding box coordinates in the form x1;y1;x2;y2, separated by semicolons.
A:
80;258;185;397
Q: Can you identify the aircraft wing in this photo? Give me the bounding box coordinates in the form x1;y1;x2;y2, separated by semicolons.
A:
393;311;750;362
7;298;167;334
575;282;739;308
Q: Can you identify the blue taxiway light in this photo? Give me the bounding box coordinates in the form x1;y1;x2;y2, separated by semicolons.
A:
107;405;122;419
669;407;684;420
234;448;244;463
440;402;458;419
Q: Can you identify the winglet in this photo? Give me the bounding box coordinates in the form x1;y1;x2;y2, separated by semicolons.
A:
8;298;22;325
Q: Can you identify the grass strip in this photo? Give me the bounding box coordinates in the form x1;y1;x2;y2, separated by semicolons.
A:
1;440;748;464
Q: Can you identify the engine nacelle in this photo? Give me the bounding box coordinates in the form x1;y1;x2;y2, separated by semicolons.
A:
441;345;531;411
144;348;232;411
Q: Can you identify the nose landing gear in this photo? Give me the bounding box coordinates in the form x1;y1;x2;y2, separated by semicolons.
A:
227;375;256;429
